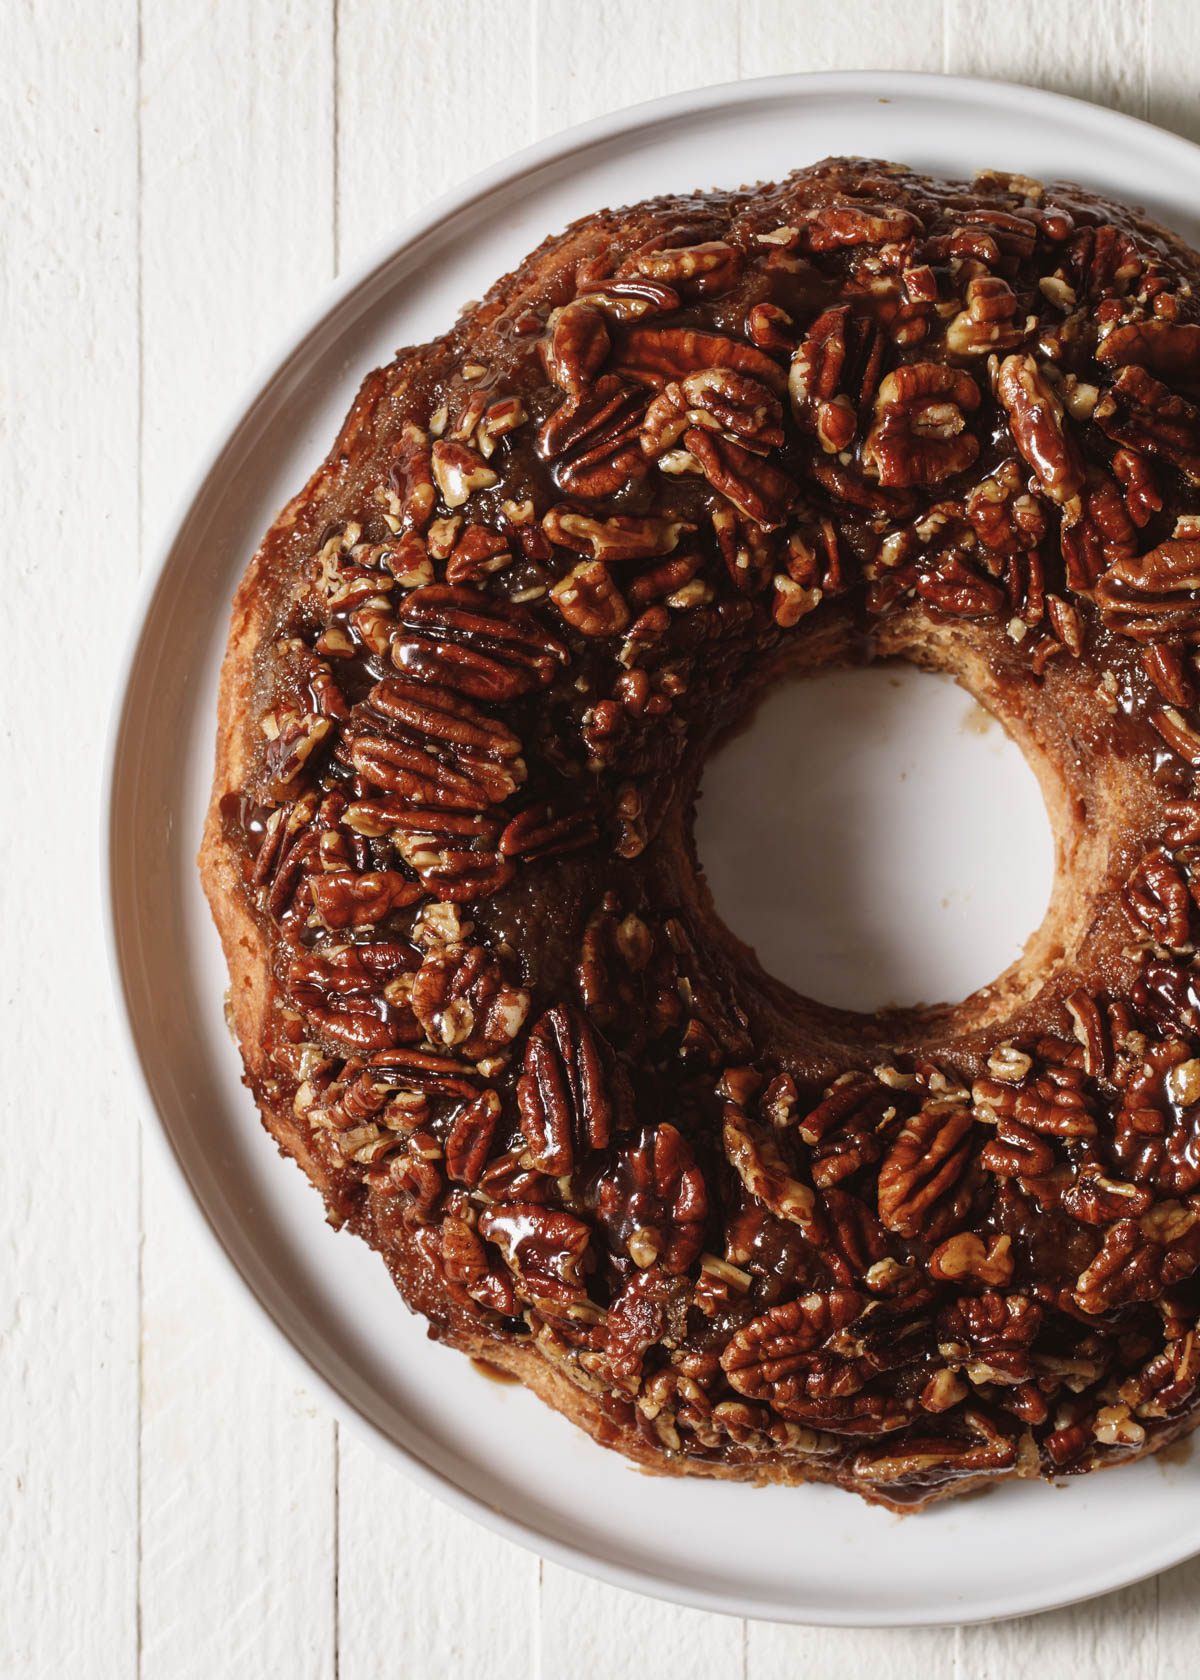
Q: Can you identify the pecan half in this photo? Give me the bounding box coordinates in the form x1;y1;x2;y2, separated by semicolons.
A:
877;1102;977;1242
723;1102;821;1232
800;198;921;250
1096;320;1200;381
538;375;650;500
622;238;741;295
541;301;611;393
862;363;981;487
1122;847;1192;945
937;1291;1041;1385
308;868;422;929
1094;365;1200;483
477;1202;591;1307
1096;541;1200;642
542;507;690;562
347;683;523;814
720;1291;901;1429
996;354;1084;504
517;1004;619;1176
594;1122;708;1274
411;942;529;1058
387;424;436;531
392;586;568;701
444;1089;501;1186
1112;1040;1200;1196
684;429;797;529
944;275;1026;356
615;326;787;394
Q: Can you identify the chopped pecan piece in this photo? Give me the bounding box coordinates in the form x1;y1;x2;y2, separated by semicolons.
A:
550;560;630;636
430;438;498;507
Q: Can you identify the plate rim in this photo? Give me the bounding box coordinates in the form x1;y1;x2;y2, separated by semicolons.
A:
103;67;1200;1628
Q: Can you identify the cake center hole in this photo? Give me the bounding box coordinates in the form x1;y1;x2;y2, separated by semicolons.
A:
694;664;1056;1014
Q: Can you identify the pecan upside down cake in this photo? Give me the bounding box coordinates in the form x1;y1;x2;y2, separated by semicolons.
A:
202;158;1200;1511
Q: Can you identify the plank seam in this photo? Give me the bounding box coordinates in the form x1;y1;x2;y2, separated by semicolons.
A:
333;0;342;271
135;0;146;1670
334;1421;341;1680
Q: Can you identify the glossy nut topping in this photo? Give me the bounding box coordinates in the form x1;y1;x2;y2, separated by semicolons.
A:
209;158;1200;1508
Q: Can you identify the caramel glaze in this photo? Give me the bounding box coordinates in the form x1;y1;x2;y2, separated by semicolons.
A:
203;158;1200;1509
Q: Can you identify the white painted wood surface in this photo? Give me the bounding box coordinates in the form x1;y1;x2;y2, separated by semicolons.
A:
7;0;1200;1672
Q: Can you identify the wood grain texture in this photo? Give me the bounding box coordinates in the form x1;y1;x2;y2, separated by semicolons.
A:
334;0;536;270
0;4;141;1676
137;4;338;1677
10;0;1200;1672
539;1564;746;1679
335;1432;539;1680
1147;0;1200;144
956;1579;1161;1680
738;0;946;75
533;0;740;134
944;0;1149;115
749;1621;955;1678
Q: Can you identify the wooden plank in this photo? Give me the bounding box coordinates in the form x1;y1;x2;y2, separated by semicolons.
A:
139;1219;337;1680
332;7;541;1673
958;1580;1160;1680
1147;0;1200;144
0;1;141;1672
336;1432;539;1680
748;1620;955;1679
334;0;537;270
139;0;338;546
1156;1554;1199;1680
533;0;740;135
738;0;945;75
944;0;1149;118
540;1563;745;1680
138;4;338;1677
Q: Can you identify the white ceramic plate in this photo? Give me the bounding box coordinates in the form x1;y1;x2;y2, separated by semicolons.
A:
106;71;1200;1627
